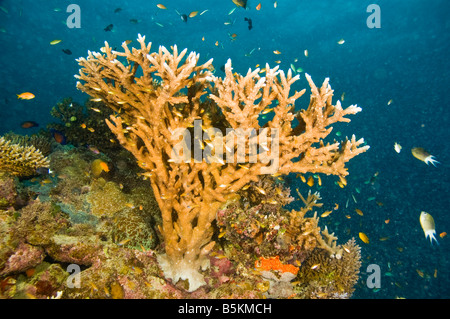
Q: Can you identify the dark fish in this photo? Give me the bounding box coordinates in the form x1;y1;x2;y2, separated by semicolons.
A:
180;14;188;22
36;167;50;175
50;128;67;145
129;19;139;24
114;8;122;13
21;121;39;129
244;17;252;30
62;49;72;55
220;65;226;73
104;24;113;32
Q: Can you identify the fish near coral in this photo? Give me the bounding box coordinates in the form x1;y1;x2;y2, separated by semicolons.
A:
50;128;67;145
411;147;439;166
420;211;439;245
20;121;39;128
91;159;109;177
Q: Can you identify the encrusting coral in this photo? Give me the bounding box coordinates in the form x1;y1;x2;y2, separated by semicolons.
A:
0;137;50;178
75;34;369;291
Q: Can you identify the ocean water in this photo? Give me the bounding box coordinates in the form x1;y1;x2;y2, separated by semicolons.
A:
0;0;449;299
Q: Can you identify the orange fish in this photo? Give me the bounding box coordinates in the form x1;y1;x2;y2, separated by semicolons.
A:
50;129;67;144
273;50;281;55
439;232;447;238
355;208;363;216
256;3;261;10
17;92;35;100
189;11;198;18
21;121;39;128
156;4;167;9
307;176;314;187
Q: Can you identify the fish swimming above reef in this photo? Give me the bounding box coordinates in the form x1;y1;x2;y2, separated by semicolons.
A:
411;147;439;166
20;121;39;129
175;10;188;23
62;49;72;55
420;211;439;245
244;17;252;30
104;24;113;32
232;0;247;9
17;92;35;100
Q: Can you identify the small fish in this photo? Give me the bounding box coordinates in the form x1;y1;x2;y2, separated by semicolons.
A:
341;92;345;101
355;208;363;216
256;3;261;10
310;263;320;270
337;38;345;44
129;19;139;24
62;49;72;55
387;99;393;105
307;176;314;187
411;147;439;166
394;142;402;153
21;121;39;128
321;210;333;218
232;0;248;9
156;4;167;9
17;92;35;100
189;11;198;18
420;211;439;245
104;24;113;32
200;9;209;15
304;49;308;57
124;40;132;45
334;203;339;210
50;39;62;45
50;128;67;145
439;232;447;238
416;269;424;278
254;186;266;195
114;8;122;13
244;17;253;30
180;14;188;22
359;232;369;244
379;237;390;241
118;238;131;246
385;219;390;224
273;50;281;55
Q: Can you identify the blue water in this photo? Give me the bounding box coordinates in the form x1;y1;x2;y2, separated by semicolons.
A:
0;0;449;299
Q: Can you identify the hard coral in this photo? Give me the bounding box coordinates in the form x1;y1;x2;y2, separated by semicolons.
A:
0;137;49;177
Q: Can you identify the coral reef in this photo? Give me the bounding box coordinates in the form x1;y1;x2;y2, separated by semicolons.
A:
0;137;50;178
75;34;369;291
48;97;118;154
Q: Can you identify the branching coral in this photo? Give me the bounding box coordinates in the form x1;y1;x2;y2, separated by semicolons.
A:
0;137;50;178
75;34;369;291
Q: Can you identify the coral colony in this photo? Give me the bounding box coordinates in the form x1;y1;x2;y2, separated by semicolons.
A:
0;34;368;298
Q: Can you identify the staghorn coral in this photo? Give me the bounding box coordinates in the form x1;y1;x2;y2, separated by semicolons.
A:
75;34;369;291
0;137;50;178
2;132;52;157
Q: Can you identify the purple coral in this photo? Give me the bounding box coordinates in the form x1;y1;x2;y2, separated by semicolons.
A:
0;243;45;276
